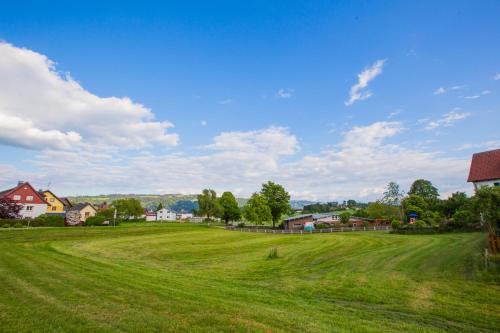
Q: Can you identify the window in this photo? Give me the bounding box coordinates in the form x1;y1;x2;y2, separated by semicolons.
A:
13;195;21;200
52;206;57;211
26;196;33;201
26;206;33;211
85;212;90;217
50;198;55;202
494;182;500;187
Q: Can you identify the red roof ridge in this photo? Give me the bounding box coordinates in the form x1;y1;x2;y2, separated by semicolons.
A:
467;148;500;182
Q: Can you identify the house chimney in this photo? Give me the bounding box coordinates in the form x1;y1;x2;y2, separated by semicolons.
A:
17;181;25;186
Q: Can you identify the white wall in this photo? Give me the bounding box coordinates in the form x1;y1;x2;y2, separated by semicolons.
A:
18;203;47;219
157;208;177;221
146;215;157;221
474;179;500;190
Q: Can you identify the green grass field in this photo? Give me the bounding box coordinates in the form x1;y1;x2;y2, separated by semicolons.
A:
0;224;498;332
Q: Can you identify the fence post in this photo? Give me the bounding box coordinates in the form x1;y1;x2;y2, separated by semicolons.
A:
485;248;489;270
364;226;366;231
341;227;343;232
330;228;333;232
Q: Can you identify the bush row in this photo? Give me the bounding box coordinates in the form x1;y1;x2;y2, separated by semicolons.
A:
0;215;65;228
390;223;481;234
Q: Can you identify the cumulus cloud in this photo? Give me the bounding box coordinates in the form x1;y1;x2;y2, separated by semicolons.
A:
206;127;298;156
433;85;465;95
276;88;293;99
424;109;471;130
0;42;178;150
345;59;386;106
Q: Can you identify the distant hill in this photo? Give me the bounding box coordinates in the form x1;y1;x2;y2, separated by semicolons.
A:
67;194;315;212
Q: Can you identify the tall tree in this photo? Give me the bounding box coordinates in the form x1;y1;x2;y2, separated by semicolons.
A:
472;186;500;235
112;198;143;219
156;202;164;211
219;191;241;225
382;182;404;206
408;179;439;203
197;189;221;220
0;197;22;219
381;181;405;221
243;193;272;225
260;181;291;228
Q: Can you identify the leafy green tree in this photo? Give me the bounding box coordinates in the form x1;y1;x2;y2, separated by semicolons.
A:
243;193;272;225
402;194;427;222
381;182;404;206
346;200;357;208
438;192;469;218
365;201;400;220
112;198;143;219
197;189;222;220
472;186;500;235
408;179;439;205
260;181;291;228
219;191;241;225
339;212;351;224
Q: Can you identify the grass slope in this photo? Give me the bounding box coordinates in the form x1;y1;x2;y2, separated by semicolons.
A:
0;224;498;332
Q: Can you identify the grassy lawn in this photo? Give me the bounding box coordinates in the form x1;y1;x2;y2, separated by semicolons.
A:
0;224;498;332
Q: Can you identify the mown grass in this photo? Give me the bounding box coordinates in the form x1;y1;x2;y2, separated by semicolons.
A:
0;223;498;332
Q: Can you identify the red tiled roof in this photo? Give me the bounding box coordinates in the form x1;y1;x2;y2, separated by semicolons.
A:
467;149;500;182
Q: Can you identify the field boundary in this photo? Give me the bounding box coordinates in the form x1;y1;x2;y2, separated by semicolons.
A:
225;225;391;234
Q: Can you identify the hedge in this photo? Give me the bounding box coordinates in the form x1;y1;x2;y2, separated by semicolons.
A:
0;214;65;228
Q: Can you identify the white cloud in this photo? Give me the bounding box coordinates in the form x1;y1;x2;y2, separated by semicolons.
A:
276;88;293;99
494;73;500;80
201;120;207;127
345;59;386;106
433;85;465;95
0;42;178;150
3;122;471;201
482;90;492;95
457;140;500;151
0;113;82;150
424;109;471;130
219;99;232;105
206;127;298;156
463;95;480;99
387;110;402;119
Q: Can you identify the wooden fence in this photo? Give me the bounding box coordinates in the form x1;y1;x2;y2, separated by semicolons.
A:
225;225;391;234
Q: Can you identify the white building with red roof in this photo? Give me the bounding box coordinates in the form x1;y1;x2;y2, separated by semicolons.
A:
467;149;500;190
0;181;48;218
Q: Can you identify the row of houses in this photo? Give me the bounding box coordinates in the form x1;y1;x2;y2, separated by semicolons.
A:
0;181;97;223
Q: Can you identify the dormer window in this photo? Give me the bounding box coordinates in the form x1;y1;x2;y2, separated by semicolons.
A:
26;196;34;201
13;195;21;200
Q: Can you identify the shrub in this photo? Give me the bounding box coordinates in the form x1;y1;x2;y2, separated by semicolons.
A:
414;220;426;227
84;215;106;226
267;248;278;260
13;222;23;228
2;223;10;228
391;220;400;229
31;215;65;227
237;222;245;228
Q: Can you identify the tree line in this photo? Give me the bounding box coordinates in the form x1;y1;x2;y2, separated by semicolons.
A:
196;181;291;228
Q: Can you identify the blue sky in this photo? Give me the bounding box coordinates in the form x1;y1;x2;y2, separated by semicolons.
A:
0;1;498;200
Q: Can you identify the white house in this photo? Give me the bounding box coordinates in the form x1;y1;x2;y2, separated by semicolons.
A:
467;149;500;190
156;208;177;221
